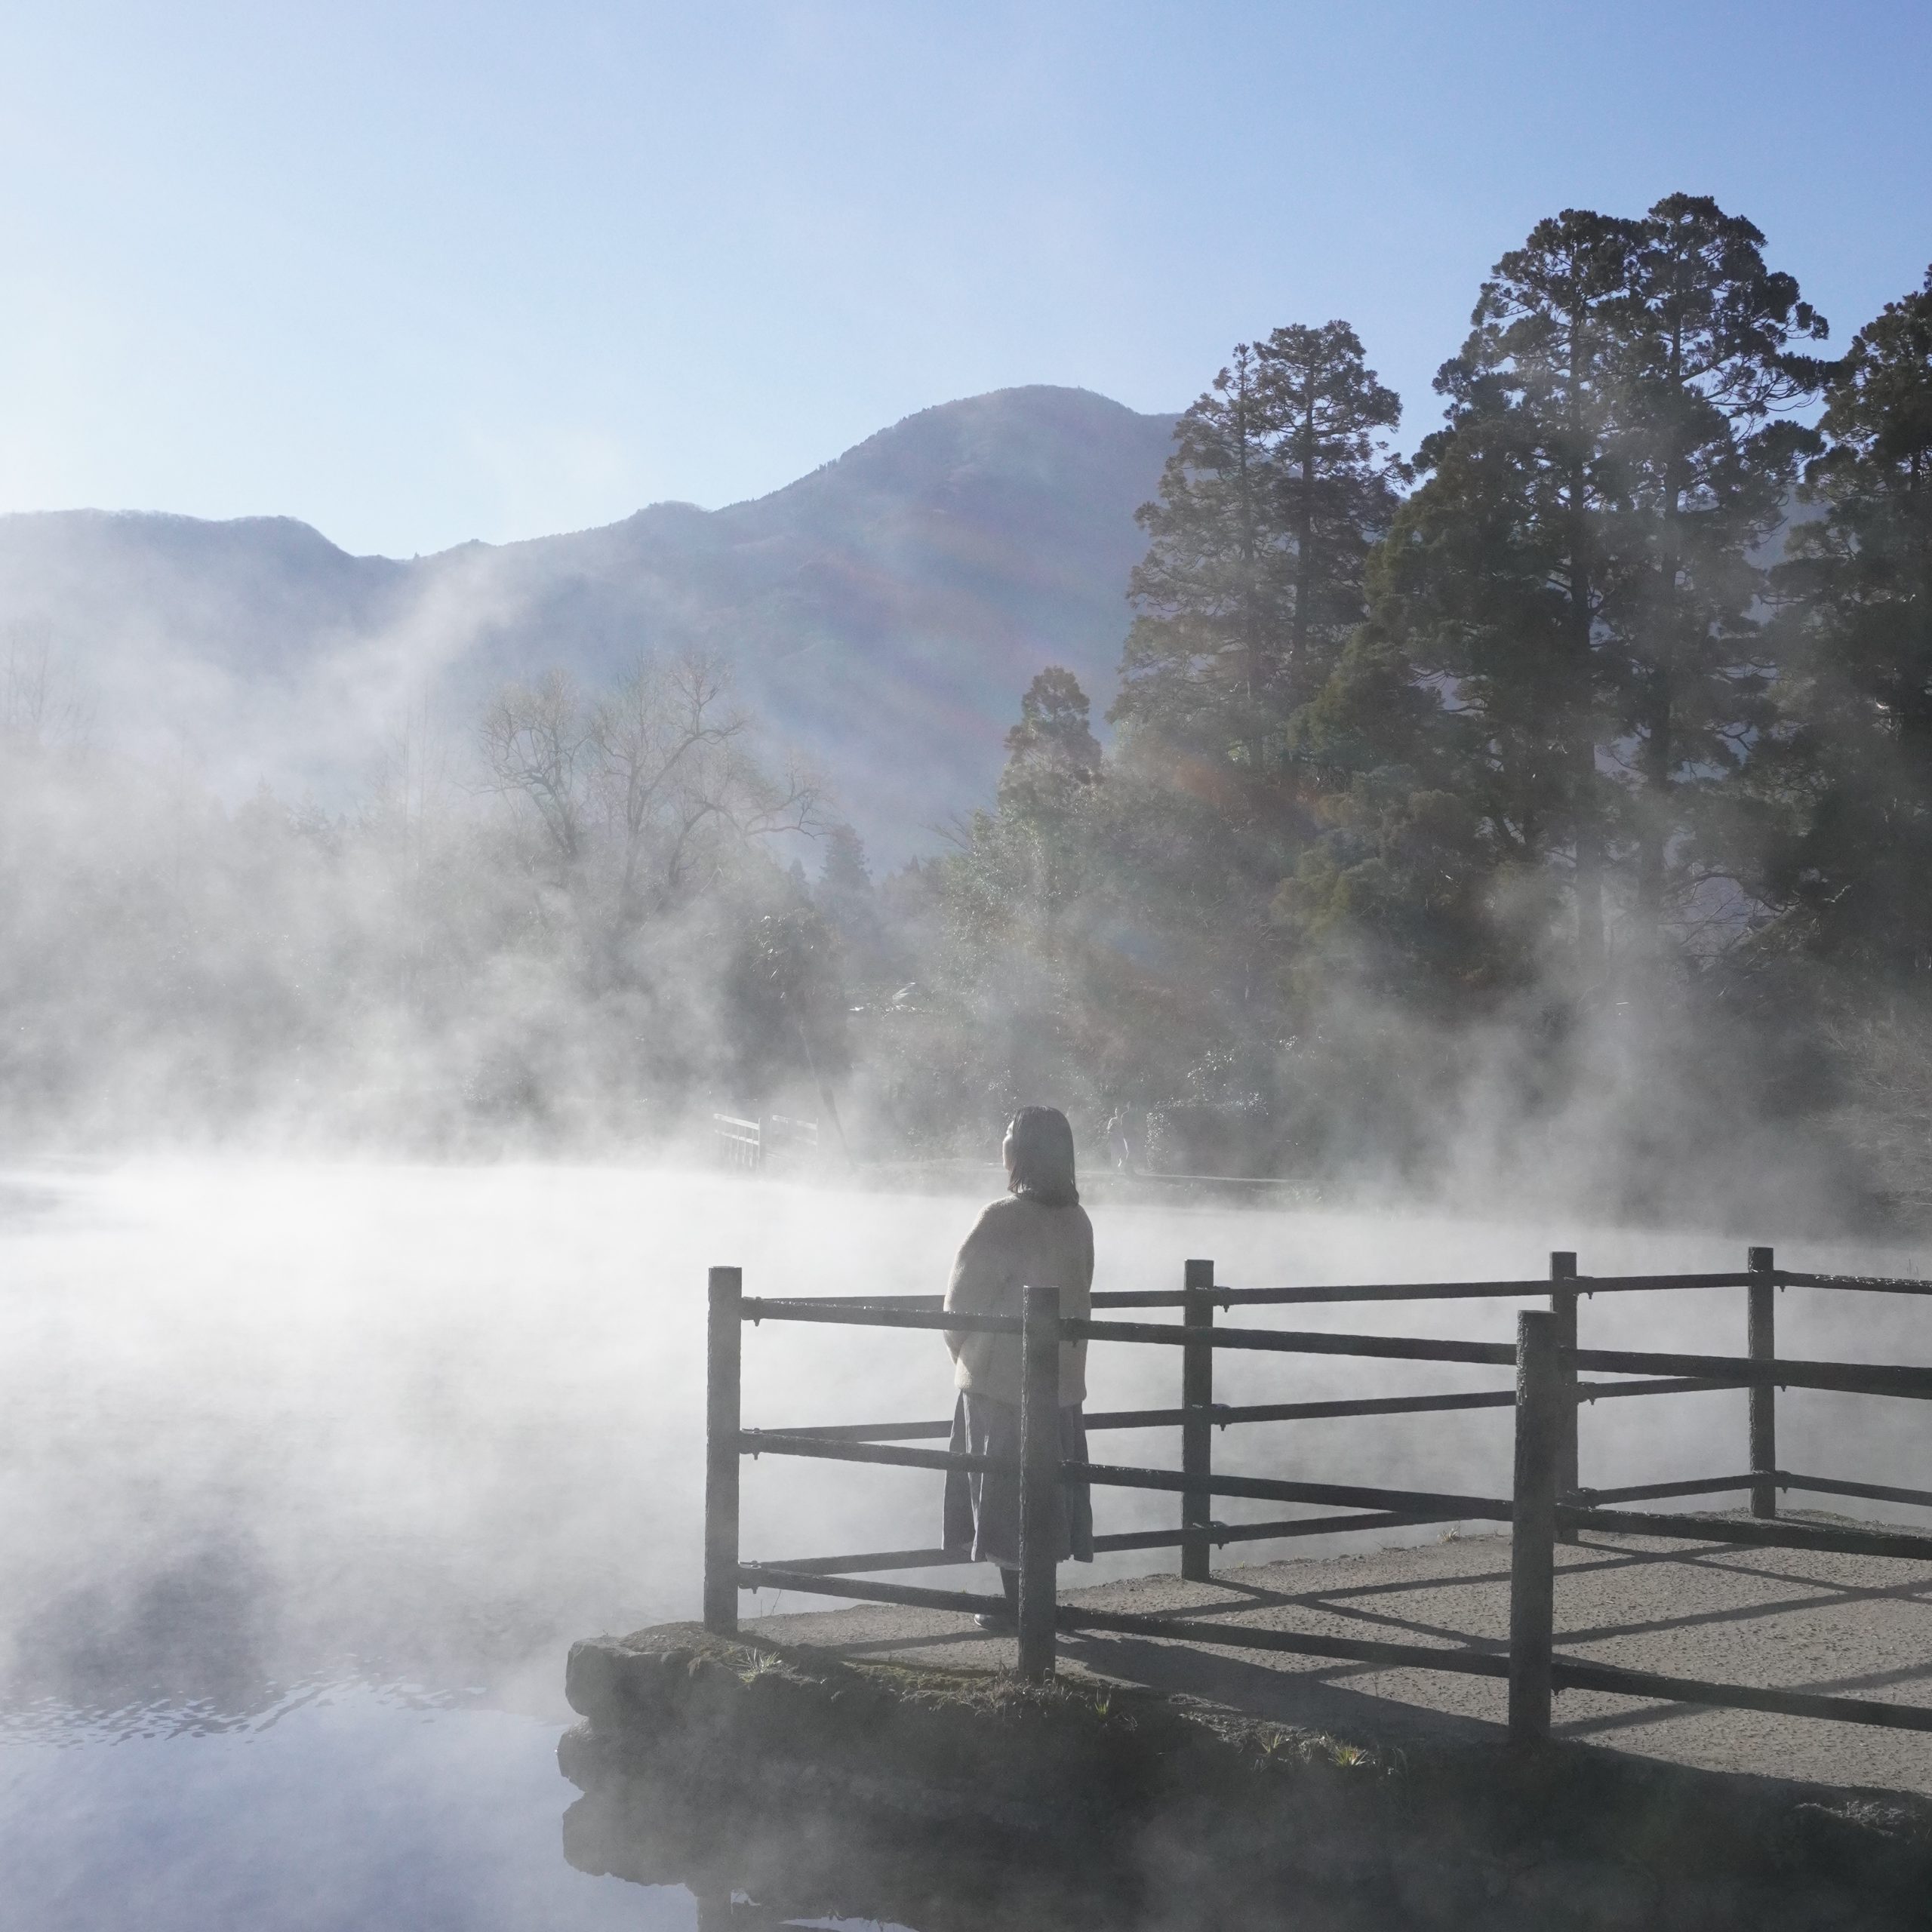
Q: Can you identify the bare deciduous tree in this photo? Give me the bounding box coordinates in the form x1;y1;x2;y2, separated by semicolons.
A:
2;630;93;753
477;651;822;940
477;669;594;863
589;654;817;917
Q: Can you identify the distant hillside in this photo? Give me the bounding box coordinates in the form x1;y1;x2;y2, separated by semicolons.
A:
0;386;1177;862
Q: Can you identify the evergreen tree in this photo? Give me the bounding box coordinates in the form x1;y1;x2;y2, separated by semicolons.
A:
1610;195;1828;940
815;820;874;933
1114;324;1401;798
997;666;1102;824
1114;343;1289;768
818;822;872;897
1366;198;1825;973
1377;211;1641;979
920;674;1105;1117
1262;321;1404;712
1275;627;1509;1000
957;668;1104;947
1103;320;1405;1041
1755;266;1932;972
1300;213;1643;995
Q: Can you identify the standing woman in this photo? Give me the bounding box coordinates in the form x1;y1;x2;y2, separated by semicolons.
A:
941;1106;1094;1626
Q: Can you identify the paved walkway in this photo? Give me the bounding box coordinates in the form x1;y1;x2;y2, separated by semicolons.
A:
749;1514;1932;1799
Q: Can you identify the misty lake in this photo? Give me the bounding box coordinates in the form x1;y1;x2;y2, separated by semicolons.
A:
4;1161;1929;1929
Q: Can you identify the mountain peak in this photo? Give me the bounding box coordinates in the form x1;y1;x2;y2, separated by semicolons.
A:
0;387;1179;862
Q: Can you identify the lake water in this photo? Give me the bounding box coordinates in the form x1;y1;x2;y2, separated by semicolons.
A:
4;1161;1927;1928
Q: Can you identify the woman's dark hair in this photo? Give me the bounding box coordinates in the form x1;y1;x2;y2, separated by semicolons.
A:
1006;1106;1078;1208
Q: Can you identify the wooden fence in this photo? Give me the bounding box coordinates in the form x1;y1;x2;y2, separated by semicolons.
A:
703;1251;1932;1742
713;1115;763;1173
713;1112;821;1174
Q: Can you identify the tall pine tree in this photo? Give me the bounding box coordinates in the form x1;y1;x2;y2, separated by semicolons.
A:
1263;321;1404;715
1755;266;1932;973
1115;343;1291;771
1373;210;1641;981
998;666;1103;825
1114;324;1401;807
1610;194;1827;942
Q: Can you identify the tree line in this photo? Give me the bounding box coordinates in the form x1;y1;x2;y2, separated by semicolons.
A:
0;645;828;1145
840;196;1932;1210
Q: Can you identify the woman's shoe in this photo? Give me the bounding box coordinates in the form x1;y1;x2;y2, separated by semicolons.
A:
974;1611;1014;1631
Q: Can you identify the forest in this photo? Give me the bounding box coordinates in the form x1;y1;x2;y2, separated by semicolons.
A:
5;193;1930;1224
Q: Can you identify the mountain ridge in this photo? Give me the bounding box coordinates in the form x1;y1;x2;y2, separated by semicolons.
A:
0;386;1179;862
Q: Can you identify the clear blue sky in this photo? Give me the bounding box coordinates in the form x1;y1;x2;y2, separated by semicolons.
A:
2;1;1927;558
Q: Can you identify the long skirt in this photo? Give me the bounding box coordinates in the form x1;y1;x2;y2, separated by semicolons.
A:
941;1392;1094;1570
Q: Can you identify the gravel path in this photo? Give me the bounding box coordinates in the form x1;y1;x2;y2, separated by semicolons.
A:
748;1515;1932;1798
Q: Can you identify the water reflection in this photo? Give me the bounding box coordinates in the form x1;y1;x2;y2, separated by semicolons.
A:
562;1738;1116;1932
558;1711;1401;1932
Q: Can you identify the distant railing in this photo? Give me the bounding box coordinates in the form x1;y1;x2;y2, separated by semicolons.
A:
703;1249;1932;1743
713;1112;822;1174
764;1114;819;1157
712;1115;762;1173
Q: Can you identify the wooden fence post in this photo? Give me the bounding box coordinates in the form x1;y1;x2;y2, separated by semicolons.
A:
1749;1245;1777;1520
705;1266;743;1635
1017;1281;1063;1682
1549;1252;1579;1544
1181;1257;1216;1583
1509;1309;1560;1743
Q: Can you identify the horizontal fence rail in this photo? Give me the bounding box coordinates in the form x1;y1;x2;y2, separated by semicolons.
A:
1577;1469;1932;1511
1781;1471;1932;1512
741;1430;1514;1520
1578;1375;1740;1402
1068;1460;1514;1521
1572;1346;1932;1401
766;1266;1932;1310
1174;1274;1764;1306
1777;1270;1932;1297
1575;1473;1763;1506
737;1563;1007;1617
1069;1318;1519;1365
706;1245;1932;1743
764;1392;1531;1443
744;1300;1017;1333
755;1509;1452;1578
765;1377;1737;1445
741;1430;1010;1475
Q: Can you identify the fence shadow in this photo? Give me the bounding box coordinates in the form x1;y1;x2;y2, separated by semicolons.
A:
1057;1626;1506;1749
